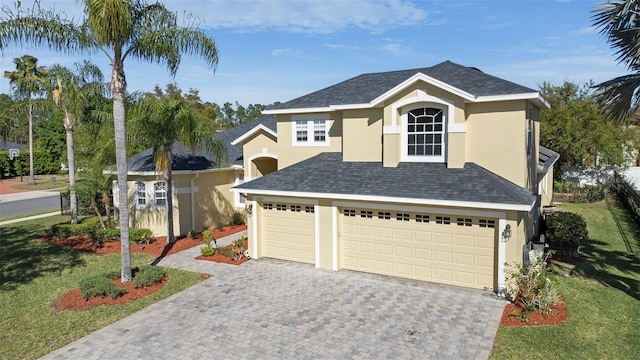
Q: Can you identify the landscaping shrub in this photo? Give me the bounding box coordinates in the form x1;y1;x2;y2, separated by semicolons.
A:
506;255;560;321
200;245;215;257
51;219;100;239
132;265;166;288
216;222;224;231
546;211;588;254
129;228;154;244
231;211;245;226
78;275;125;300
202;229;214;246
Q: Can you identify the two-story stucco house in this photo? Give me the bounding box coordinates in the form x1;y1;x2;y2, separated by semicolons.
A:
232;61;559;293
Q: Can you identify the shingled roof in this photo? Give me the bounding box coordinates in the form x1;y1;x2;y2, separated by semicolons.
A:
272;60;537;110
235;152;536;210
125;115;276;173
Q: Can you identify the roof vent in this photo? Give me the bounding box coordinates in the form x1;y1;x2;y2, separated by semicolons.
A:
468;67;483;73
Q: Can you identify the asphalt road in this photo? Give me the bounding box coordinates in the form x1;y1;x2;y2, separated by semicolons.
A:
0;192;61;219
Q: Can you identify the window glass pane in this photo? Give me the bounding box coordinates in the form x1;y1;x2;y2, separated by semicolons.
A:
408;146;415;155
408;135;416;145
417;134;425;144
417;146;425;156
408;125;415;132
434;124;442;131
434;134;442;144
425;134;433;144
434;146;441;156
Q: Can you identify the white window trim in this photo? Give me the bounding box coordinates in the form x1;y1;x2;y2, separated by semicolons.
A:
153;181;168;210
400;102;450;163
233;177;246;208
134;181;147;210
291;113;330;147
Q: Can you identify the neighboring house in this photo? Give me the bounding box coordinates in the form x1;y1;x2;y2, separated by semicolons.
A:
232;60;559;293
0;140;27;151
112;116;276;237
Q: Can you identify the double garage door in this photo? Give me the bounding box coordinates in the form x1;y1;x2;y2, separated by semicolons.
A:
341;208;497;290
258;201;497;290
260;202;315;264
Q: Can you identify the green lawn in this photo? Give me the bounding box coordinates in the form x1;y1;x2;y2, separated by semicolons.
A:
490;199;640;359
0;216;202;360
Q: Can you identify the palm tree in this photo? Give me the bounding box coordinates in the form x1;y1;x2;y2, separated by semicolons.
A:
129;94;225;243
592;0;640;121
3;55;49;185
0;1;219;282
50;61;105;224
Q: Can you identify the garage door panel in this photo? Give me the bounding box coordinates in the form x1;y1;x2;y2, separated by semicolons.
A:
377;243;393;256
394;262;412;276
395;246;412;258
414;231;432;243
455;234;475;247
359;225;375;237
455;252;475;266
376;227;393;239
394;228;411;240
340;207;496;290
260;202;315;264
434;233;453;244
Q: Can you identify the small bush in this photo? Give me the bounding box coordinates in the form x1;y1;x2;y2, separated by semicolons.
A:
219;246;235;258
506;255;559;321
216;222;224;231
200;245;215;257
79;275;125;300
51;220;100;239
202;229;214;246
132;265;166;288
187;228;201;239
546;211;588;253
129;228;154;244
231;211;245;226
233;237;246;251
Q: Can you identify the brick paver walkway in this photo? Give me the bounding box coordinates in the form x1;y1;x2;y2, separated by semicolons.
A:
41;231;506;359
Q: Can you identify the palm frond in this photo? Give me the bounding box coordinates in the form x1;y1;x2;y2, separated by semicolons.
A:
593;72;640;121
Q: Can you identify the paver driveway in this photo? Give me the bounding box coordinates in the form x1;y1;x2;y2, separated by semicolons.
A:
42;243;506;360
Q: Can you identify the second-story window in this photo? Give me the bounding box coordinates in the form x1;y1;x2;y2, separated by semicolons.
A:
407;107;444;160
292;114;330;146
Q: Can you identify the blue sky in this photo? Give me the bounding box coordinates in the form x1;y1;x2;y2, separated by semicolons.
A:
0;0;630;106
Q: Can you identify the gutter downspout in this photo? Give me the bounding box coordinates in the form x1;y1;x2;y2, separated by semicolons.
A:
190;172;200;231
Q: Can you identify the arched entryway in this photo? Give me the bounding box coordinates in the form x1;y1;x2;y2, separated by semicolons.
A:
251;156;277;178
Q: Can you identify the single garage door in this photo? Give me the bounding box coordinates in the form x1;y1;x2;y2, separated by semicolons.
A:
260;202;315;264
341;208;496;289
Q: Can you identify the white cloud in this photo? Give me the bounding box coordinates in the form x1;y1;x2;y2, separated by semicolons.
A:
165;0;428;34
271;48;303;57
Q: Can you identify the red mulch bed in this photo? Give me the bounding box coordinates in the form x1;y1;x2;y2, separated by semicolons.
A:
194;238;250;265
55;277;169;310
40;224;247;257
500;297;568;327
45;225;246;310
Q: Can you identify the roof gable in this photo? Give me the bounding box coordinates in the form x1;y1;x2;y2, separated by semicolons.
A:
265;60;547;114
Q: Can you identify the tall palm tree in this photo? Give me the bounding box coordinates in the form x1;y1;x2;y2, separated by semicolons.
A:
50;61;105;224
0;0;219;282
593;0;640;121
3;55;49;185
129;94;225;243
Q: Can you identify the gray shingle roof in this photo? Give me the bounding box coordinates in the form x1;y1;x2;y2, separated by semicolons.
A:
0;140;26;150
274;61;536;110
236;152;536;208
126;115;276;173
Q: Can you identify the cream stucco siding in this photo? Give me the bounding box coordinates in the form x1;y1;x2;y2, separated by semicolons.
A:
192;169;243;231
241;132;277;179
276;113;343;169
342;109;383;162
466;101;529;188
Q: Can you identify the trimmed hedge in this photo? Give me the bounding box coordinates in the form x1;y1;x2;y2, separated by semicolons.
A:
78;275;125;300
546;211;588;253
132;265;166;288
0;150;61;178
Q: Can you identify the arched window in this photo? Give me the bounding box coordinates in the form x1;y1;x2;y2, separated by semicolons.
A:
407;107;444;160
154;181;167;209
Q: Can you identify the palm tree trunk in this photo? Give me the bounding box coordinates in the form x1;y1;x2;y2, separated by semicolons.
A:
66;122;78;224
28;98;35;185
112;64;132;283
166;155;175;243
